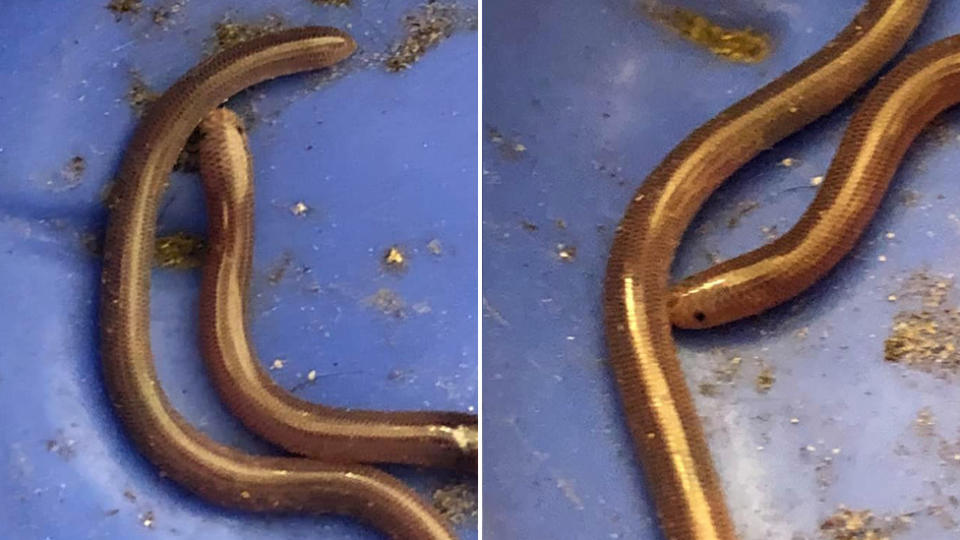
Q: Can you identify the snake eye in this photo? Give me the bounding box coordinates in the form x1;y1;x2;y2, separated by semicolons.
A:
693;311;706;323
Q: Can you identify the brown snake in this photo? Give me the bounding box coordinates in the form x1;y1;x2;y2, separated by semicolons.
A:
101;27;460;539
604;1;942;538
197;107;477;472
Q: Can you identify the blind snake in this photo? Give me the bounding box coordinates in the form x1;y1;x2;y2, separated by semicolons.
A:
100;27;467;539
604;0;944;537
196;90;477;474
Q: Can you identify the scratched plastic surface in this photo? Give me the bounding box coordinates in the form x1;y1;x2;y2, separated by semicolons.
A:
0;1;477;539
484;1;960;538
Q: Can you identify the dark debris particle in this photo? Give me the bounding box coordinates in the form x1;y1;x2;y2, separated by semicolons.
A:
698;382;720;397
432;483;477;525
755;365;775;393
212;15;285;54
106;0;142;20
385;3;476;71
150;0;187;26
310;0;351;5
727;200;759;228
154;232;206;269
59;155;87;187
899;189;921;207
818;506;911;540
105;508;120;516
267;253;293;284
45;436;76;461
127;72;159;117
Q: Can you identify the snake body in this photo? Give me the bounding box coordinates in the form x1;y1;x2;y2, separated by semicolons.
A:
196;106;477;471
101;28;457;539
605;1;932;537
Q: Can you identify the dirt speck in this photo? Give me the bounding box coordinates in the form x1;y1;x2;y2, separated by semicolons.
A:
779;157;798;167
755;365;775;393
57;155;86;188
884;272;960;374
45;435;76;461
267;253;293;284
487;127;528;160
819;506;911;540
383;246;407;271
150;0;188;26
140;510;155;528
367;288;406;318
699;355;785;397
310;0;351;5
432;483;477;525
698;382;720;397
154;232;206;269
427;239;443;255
385;3;475;71
106;0;142;21
212;15;285;54
127;71;160;117
727;200;759;228
290;201;310;217
899;189;921;207
556;244;577;262
644;2;771;63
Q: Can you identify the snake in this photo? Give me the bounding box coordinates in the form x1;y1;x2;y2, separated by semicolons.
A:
196;104;477;471
604;1;941;538
101;27;460;539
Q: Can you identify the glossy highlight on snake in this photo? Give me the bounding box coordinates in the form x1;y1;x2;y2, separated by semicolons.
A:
100;27;459;539
604;1;946;538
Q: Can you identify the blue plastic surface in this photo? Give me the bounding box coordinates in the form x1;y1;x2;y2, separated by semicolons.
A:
0;1;477;538
484;1;960;538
